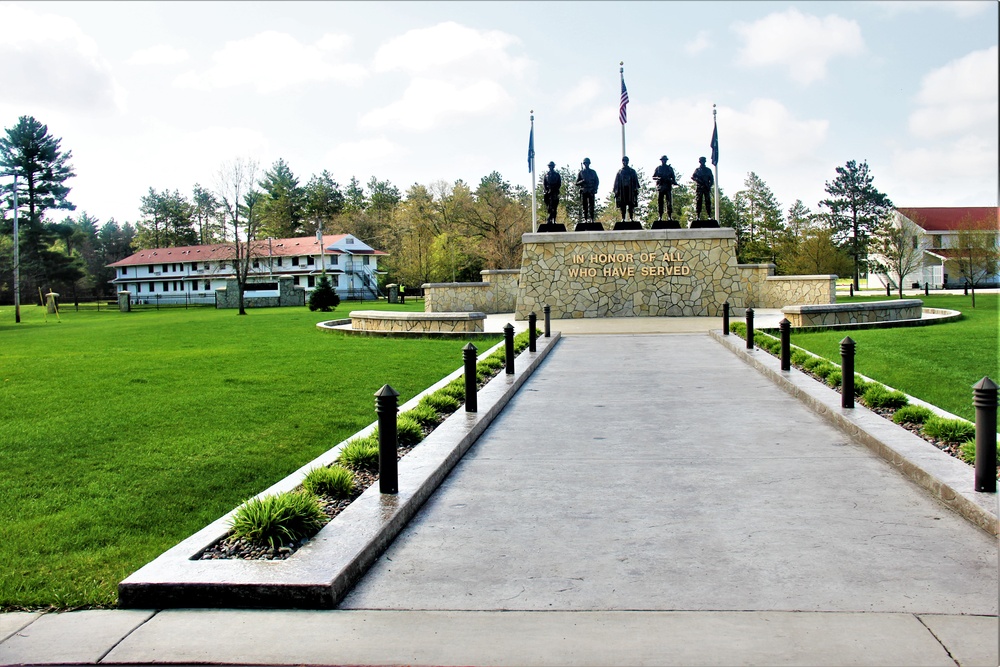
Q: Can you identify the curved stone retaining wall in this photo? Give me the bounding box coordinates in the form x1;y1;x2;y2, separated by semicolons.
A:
423;269;520;314
350;310;486;333
781;299;923;327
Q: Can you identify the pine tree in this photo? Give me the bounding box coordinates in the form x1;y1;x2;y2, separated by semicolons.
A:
308;274;339;311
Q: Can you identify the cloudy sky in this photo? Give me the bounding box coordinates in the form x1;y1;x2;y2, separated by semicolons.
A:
1;1;996;227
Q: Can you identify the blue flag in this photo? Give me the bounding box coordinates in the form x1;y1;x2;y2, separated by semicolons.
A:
528;125;535;173
710;119;719;167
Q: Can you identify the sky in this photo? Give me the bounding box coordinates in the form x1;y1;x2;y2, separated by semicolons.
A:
1;1;997;228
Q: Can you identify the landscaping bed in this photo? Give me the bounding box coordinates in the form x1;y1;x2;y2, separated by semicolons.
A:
730;322;998;478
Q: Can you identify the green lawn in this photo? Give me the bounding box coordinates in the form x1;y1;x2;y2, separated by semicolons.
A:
0;300;500;610
787;294;999;422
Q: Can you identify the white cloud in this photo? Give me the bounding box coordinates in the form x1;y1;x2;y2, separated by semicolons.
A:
732;8;864;84
322;137;403;177
128;44;190;66
174;31;366;94
909;46;998;139
0;3;126;114
360;78;512;131
373;21;529;79
684;31;712;56
887;134;998;206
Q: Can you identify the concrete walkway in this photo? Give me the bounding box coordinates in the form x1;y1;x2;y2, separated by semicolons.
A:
2;331;997;666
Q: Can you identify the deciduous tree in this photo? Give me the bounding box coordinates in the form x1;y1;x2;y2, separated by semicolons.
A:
952;216;1000;307
870;213;926;298
216;158;263;315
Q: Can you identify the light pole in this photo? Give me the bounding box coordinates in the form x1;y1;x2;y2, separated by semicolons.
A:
2;172;20;323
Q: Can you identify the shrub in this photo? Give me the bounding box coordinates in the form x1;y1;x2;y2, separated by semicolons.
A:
922;416;976;443
336;436;379;472
440;380;466;401
396;414;425;447
307;275;340;312
302;465;355;499
826;370;842;388
479;356;505;372
476;365;493;383
812;362;837;379
891;405;934;425
420;391;460;414
801;356;826;372
853;376;872;397
862;384;909;410
958;440;1000;464
790;350;811;366
229;491;326;549
403;403;440;428
730;322;747;338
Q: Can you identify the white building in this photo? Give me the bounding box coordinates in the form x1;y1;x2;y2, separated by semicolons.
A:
869;207;998;290
108;234;387;302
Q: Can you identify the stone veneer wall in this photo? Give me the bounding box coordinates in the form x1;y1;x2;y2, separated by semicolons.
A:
423;269;520;314
782;300;922;327
350;310;486;333
516;229;755;319
215;275;305;309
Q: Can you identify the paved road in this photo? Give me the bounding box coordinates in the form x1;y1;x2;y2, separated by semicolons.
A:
341;334;997;614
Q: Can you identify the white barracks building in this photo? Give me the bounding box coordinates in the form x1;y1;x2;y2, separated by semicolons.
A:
108;234;386;302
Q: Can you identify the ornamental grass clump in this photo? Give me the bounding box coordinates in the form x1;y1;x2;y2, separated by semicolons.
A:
403;403;441;428
852;375;872;397
958;440;1000;464
922;416;976;443
229;491;326;550
826;369;842;388
420;391;460;414
730;322;747;337
790;350;811;366
892;405;934;425
862;384;909;410
302;465;355;499
479;355;505;372
440;379;466;402
801;356;826;372
396;414;425;447
812;362;837;379
337;435;379;472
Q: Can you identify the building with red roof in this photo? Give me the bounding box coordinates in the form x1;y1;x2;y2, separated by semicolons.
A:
869;207;998;289
107;234;387;303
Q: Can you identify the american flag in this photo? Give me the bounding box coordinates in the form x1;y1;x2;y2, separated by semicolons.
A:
619;77;629;125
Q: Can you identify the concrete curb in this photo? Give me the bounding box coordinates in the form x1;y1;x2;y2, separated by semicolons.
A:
118;333;562;609
710;330;998;537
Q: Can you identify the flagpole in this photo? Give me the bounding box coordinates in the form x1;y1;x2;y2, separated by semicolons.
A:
620;62;626;159
712;104;720;222
529;111;537;233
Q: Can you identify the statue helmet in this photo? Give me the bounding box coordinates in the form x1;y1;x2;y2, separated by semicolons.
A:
583;157;591;165
622;156;630;164
661;155;668;161
548;161;556;168
699;156;707;164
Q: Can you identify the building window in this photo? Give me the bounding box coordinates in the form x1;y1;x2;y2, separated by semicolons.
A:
204;280;210;290
147;265;154;274
328;255;337;265
219;261;227;270
912;237;918;250
346;237;354;244
162;264;168;273
292;257;299;266
275;258;282;267
307;275;315;287
307;256;315;265
252;259;260;268
163;282;169;292
120;268;127;276
363;255;370;265
191;262;198;270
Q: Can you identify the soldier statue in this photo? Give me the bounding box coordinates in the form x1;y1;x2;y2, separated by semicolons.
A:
576;158;599;223
652;155;678;221
692;156;714;220
543;161;562;223
612;156;640;221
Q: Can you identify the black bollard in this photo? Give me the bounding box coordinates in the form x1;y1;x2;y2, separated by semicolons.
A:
463;343;478;413
543;305;551;337
504;323;515;374
840;337;855;409
924;282;929;296
964;284;969;296
973;377;997;493
374;384;399;494
745;308;755;350
849;283;854;297
528;312;537;352
886;283;891;297
779;318;791;371
722;302;730;335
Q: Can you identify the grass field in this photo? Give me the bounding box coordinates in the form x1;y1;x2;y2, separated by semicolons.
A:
787;293;999;422
0;300;501;610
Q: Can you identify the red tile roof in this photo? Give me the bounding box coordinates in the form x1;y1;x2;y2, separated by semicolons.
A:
898;207;998;232
108;235;386;268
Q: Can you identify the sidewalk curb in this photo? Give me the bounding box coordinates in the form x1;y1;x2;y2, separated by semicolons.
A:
710;330;998;537
118;333;561;609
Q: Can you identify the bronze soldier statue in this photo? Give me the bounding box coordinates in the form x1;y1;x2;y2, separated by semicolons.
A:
652;155;678;221
692;156;714;220
576;158;599;223
543;161;562;223
613;156;639;221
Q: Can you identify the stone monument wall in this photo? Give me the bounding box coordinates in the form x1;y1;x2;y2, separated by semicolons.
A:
423;269;520;314
514;229;835;319
215;275;305;309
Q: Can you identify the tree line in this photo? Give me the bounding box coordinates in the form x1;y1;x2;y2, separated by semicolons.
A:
3;114;996;309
